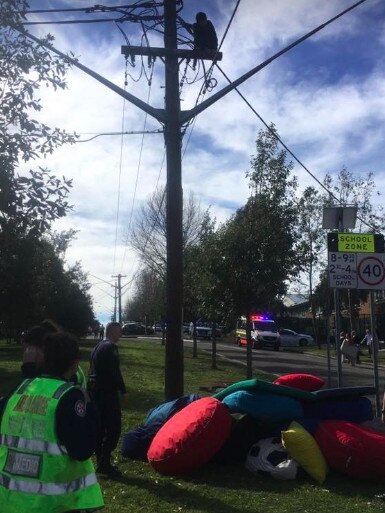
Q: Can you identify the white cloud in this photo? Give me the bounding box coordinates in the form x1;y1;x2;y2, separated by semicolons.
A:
19;0;385;320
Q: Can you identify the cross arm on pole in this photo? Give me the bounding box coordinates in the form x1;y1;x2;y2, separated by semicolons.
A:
16;28;166;124
121;45;222;61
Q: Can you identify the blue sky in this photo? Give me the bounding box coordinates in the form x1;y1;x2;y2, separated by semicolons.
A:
20;0;385;323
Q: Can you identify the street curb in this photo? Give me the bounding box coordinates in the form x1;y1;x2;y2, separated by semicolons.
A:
302;350;385;370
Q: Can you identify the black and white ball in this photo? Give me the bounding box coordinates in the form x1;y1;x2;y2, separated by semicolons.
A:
246;437;298;480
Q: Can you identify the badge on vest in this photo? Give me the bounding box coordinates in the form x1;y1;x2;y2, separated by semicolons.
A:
4;449;41;478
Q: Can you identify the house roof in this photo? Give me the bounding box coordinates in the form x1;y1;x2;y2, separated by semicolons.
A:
283;293;308;307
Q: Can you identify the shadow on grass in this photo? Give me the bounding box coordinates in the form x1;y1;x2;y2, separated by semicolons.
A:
185;463;385;500
99;471;265;513
111;463;385;507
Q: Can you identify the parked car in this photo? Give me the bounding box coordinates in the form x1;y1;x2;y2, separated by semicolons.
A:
122;322;153;336
279;328;314;347
189;322;223;340
152;322;164;333
195;323;212;340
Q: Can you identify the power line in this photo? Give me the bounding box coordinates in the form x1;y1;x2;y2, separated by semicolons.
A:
215;63;381;234
112;78;129;276
119;57;155;274
88;273;115;286
17;3;163;14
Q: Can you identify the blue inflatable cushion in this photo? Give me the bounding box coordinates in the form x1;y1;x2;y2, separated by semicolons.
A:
222;390;304;423
304;397;373;423
121;393;200;460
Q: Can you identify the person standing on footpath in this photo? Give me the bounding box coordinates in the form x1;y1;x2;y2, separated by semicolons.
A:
361;329;373;358
88;322;127;477
0;332;103;513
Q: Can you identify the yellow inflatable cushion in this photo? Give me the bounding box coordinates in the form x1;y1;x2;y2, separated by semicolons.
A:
281;421;328;484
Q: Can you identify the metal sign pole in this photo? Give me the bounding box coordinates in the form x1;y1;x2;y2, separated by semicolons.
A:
334;288;343;387
370;290;381;416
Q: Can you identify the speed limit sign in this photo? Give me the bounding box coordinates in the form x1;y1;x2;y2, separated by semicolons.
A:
357;254;385;289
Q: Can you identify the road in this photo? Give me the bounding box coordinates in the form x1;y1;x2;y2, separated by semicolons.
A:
187;338;384;391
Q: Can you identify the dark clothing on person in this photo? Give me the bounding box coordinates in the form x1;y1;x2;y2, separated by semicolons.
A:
88;339;126;472
93;390;121;466
193;19;218;50
0;376;98;461
21;361;40;378
56;384;99;461
88;340;126;394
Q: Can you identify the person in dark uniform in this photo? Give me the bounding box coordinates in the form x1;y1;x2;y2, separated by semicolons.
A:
0;332;103;513
180;11;218;51
88;322;127;477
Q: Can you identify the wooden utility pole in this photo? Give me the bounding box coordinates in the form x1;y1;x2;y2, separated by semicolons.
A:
113;281;117;322
163;0;183;399
20;0;358;399
112;273;126;324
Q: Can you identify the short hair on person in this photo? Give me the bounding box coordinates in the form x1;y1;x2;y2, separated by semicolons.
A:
22;325;49;348
22;319;61;348
196;11;207;22
43;332;80;377
40;318;62;333
106;321;121;331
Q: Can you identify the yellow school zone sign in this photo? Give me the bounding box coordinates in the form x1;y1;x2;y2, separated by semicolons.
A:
337;233;374;252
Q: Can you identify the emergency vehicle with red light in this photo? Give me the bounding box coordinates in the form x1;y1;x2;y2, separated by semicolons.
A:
235;315;280;351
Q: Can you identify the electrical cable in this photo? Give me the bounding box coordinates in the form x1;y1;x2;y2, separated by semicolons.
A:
120;151;166;298
17;3;164;15
23;18;132;26
88;273;115;286
112;64;129;276
120;60;156;273
215;63;381;234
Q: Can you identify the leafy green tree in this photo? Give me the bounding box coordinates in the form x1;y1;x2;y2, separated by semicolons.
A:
0;235;94;336
296;186;325;344
219;125;299;311
0;1;84;336
1;0;76;237
123;268;165;324
191;126;300;376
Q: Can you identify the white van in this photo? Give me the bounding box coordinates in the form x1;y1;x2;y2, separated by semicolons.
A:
235;315;280;351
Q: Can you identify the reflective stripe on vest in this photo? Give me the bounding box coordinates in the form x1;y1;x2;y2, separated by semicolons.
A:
0;470;98;495
0;434;67;455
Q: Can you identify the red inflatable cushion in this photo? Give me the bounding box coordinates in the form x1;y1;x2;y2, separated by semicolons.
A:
314;420;385;480
147;397;231;474
273;373;324;392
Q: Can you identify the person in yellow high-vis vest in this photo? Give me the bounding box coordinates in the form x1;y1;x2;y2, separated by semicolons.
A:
0;332;104;513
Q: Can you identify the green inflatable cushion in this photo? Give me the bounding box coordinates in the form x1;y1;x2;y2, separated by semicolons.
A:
213;378;317;402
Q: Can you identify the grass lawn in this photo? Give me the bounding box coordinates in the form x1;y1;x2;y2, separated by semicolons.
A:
1;338;385;512
301;344;385;365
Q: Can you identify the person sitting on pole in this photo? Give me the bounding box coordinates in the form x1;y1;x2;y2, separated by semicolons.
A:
179;12;218;51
